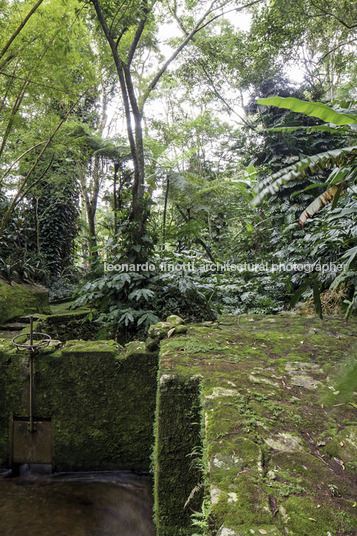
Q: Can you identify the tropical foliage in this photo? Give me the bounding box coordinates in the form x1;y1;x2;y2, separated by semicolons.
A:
0;0;357;335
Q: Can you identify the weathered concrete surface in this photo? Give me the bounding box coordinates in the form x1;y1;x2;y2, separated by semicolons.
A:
0;338;159;472
158;314;357;536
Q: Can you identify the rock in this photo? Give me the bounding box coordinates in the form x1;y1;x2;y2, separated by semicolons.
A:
205;387;237;399
148;316;187;344
265;432;305;452
166;315;185;326
145;337;159;351
211;485;223;505
174;324;187;334
211;439;263;477
286;362;323;374
212;453;241;469
216;527;239;536
0;281;50;323
249;373;279;387
290;375;322;389
285;362;323;389
148;321;172;340
125;341;152;358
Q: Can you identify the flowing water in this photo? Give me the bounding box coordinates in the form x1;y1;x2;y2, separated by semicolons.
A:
0;470;155;536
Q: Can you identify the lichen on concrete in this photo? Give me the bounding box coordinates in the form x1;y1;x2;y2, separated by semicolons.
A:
156;313;357;535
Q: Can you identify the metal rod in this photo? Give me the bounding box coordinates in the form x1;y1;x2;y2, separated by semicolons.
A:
29;353;34;433
30;315;33;346
29;316;35;433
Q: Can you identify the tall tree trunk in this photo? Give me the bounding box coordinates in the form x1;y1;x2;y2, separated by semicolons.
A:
162;175;170;250
113;162;119;236
91;0;151;260
79;157;100;255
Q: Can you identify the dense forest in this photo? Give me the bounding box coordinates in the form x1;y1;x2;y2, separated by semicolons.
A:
1;0;357;340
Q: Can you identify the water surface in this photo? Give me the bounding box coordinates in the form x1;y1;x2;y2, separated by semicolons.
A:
0;471;155;536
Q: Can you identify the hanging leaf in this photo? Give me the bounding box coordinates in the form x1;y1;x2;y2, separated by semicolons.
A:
257;97;357;125
252;146;357;205
298;183;347;227
265;125;352;135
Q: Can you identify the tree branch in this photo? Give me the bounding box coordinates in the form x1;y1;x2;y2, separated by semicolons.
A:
0;90;90;235
127;0;157;65
0;141;46;187
309;0;357;29
198;60;255;128
0;0;44;61
91;0;139;172
141;0;265;109
318;39;356;63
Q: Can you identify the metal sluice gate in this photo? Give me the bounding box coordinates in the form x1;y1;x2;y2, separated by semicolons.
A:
10;317;53;465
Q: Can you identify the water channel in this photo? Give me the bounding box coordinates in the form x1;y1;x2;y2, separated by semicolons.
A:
0;469;155;536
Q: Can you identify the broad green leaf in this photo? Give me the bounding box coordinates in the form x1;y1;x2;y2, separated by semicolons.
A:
252;146;357;205
128;288;155;301
265;125;352;135
257;97;357;125
291;182;326;198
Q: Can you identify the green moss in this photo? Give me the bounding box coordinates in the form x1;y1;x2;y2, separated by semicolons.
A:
148;321;172;340
166;315;185;326
174;324;188;334
0;281;50;323
125;340;153;357
269;451;353;498
36;311;101;342
321;425;357;464
0;340;159;471
158;313;357;535
282;496;357;535
153;374;204;536
212;474;273;527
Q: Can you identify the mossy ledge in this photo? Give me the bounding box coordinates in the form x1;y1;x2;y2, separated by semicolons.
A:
153;374;204;536
1;313;357;535
156;313;357;536
0;281;50;323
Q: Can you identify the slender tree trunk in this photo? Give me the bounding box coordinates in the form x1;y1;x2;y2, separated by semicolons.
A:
113;162;119;236
162;174;170;250
35;196;41;254
80;195;90;271
91;0;149;259
0;0;44;62
79;160;99;255
175;204;215;263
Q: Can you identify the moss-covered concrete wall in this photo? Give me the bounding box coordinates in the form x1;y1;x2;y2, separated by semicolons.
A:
0;281;50;323
153;373;204;536
156;314;357;536
0;339;158;472
36;311;101;342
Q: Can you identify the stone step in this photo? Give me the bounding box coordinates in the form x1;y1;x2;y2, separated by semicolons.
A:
0;331;20;340
0;322;28;331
